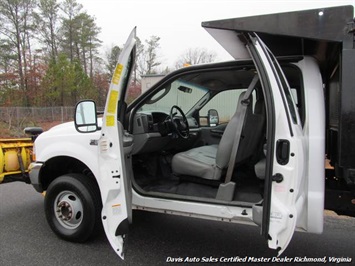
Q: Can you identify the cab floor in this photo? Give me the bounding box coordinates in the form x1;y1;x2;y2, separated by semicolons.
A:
133;170;263;203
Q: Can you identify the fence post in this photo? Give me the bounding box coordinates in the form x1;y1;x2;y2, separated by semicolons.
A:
16;107;19;127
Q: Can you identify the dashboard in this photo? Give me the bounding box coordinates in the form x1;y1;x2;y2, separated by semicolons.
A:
133;111;198;135
131;111;199;154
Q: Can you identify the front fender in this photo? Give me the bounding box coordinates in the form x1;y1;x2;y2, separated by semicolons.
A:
34;131;101;189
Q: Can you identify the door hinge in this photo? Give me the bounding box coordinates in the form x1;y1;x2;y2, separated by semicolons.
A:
272;173;284;183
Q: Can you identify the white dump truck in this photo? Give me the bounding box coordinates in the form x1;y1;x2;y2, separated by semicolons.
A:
4;5;353;259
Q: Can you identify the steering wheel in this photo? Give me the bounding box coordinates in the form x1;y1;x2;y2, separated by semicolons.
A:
169;105;190;139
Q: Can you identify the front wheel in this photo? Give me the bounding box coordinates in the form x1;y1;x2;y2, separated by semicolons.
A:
44;173;102;242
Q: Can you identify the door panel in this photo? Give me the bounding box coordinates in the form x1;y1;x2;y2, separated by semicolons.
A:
247;33;306;254
99;28;136;259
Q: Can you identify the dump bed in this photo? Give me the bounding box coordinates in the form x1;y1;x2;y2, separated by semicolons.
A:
202;5;355;185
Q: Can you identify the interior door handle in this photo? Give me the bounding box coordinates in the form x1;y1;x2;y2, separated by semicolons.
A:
276;139;290;165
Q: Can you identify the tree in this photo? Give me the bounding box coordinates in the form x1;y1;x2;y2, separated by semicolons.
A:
0;0;37;106
105;44;121;76
145;35;161;74
35;0;60;62
174;47;217;69
0;38;17;101
126;83;141;104
74;12;101;78
60;0;83;62
132;37;143;84
40;53;95;106
26;48;47;106
0;39;19;106
91;71;109;107
0;0;105;107
60;0;101;78
136;35;161;78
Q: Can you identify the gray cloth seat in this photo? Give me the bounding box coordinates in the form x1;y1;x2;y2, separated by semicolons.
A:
171;144;220;180
172;92;265;181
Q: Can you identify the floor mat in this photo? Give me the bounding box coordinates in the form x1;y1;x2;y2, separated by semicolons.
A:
134;164;263;203
139;177;217;199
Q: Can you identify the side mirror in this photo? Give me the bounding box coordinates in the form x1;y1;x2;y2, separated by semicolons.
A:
24;127;43;141
208;109;219;127
74;100;98;133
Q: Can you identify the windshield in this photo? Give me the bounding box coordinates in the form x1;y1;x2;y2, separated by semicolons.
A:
139;78;208;114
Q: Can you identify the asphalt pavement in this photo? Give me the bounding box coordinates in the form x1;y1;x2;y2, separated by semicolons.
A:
1;182;354;265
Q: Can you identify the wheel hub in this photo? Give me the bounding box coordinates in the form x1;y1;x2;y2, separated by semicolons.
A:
54;191;83;229
58;201;73;221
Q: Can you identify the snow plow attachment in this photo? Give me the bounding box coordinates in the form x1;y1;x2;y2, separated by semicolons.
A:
0;127;42;184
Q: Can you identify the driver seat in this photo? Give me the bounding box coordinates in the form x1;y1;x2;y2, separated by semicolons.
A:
172;92;265;181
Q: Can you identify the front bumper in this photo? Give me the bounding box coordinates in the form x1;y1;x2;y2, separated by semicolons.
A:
28;162;44;192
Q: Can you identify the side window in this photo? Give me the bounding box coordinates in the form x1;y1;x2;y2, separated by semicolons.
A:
291;88;298;105
199;90;255;126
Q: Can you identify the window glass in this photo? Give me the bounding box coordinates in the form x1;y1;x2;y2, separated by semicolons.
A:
200;89;256;126
140;79;208;114
291;88;298;105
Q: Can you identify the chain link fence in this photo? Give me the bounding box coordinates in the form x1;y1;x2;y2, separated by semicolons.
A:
0;107;76;128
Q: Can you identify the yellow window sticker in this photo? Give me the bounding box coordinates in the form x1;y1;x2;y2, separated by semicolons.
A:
112;64;124;85
106;115;115;127
107;90;118;114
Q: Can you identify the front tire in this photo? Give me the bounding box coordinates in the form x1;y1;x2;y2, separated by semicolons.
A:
44;173;102;242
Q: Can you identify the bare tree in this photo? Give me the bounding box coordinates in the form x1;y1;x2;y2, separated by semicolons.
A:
145;35;161;74
0;0;103;107
0;0;37;106
105;44;121;76
134;37;144;83
174;47;217;69
136;35;161;78
36;0;60;62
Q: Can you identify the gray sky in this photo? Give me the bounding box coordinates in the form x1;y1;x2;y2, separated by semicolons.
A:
77;0;355;69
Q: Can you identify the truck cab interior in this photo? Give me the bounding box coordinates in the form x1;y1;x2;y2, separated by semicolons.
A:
127;59;303;206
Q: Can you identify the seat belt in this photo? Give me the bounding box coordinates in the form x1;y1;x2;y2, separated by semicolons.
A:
224;75;259;183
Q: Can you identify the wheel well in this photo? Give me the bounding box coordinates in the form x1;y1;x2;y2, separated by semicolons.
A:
40;156;97;191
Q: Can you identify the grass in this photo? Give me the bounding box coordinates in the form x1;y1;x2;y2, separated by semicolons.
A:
0;120;63;138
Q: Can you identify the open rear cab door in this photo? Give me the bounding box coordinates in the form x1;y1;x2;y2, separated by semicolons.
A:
203;24;320;254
